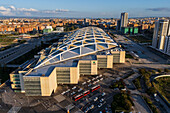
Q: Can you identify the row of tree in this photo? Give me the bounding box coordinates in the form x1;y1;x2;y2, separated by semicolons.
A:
111;91;134;112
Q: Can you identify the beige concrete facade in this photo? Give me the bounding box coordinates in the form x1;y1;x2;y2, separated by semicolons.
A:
70;67;79;84
97;55;107;68
11;50;126;96
119;51;126;63
79;60;98;75
111;51;126;63
40;68;57;96
91;60;98;75
23;76;41;96
107;55;113;68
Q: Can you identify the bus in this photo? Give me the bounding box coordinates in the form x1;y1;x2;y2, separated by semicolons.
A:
83;90;90;96
73;93;84;101
91;85;100;92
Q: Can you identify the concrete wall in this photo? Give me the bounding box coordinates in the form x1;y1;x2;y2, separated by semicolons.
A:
107;55;113;68
91;60;98;75
79;60;91;75
40;68;57;96
23;76;41;96
120;51;126;63
70;67;79;84
10;73;20;89
19;71;27;92
56;67;70;84
97;55;107;68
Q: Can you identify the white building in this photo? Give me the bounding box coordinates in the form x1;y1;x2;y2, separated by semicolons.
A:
120;12;128;28
46;26;53;31
152;19;170;55
55;27;64;33
164;36;170;55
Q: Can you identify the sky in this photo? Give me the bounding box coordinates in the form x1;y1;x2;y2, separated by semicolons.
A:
0;0;170;18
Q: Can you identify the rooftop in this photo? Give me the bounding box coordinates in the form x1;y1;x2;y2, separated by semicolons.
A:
26;60;79;77
34;27;118;69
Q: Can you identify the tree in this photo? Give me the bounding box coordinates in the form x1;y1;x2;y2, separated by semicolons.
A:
164;68;169;73
147;87;156;95
157;69;162;73
139;68;146;75
124;99;132;110
152;70;156;74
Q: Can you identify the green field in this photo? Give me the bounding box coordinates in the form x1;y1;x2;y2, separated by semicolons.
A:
154;77;170;103
0;37;16;45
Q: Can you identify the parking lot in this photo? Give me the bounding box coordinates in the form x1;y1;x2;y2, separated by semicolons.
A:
57;74;113;113
0;64;132;113
0;62;137;113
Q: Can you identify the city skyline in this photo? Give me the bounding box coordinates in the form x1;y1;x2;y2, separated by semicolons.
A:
0;4;170;112
0;0;170;18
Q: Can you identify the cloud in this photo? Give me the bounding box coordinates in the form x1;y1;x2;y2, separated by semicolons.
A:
17;8;38;12
0;6;10;11
56;9;69;12
146;8;170;12
0;5;70;16
9;6;16;10
0;6;12;16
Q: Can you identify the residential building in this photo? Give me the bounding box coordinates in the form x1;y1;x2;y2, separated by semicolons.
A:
116;20;121;31
152;20;170;51
117;12;128;31
55;27;64;32
120;12;128;28
164;36;170;55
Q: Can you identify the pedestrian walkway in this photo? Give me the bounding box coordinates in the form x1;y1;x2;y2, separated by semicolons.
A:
8;106;21;113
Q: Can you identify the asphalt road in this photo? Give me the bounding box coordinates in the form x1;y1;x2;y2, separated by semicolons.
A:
112;32;168;64
0;36;59;65
156;95;170;113
132;95;151;113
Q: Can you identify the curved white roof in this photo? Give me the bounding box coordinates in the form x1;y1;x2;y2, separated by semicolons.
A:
34;27;118;69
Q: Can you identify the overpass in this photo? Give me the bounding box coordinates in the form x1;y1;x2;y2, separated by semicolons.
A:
151;74;170;82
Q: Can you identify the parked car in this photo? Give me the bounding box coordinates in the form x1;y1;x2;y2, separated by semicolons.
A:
65;89;70;93
82;82;86;85
92;78;96;81
71;92;75;95
89;104;94;109
93;81;97;84
96;76;99;79
61;91;66;95
155;98;159;102
100;98;104;102
87;80;91;83
96;80;100;83
100;78;103;81
105;107;109;113
78;88;82;92
88;84;92;87
102;92;106;96
98;103;103;108
84;107;89;113
72;86;76;90
94;97;98;101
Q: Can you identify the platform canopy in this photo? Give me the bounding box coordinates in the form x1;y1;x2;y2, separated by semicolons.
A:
34;27;118;69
